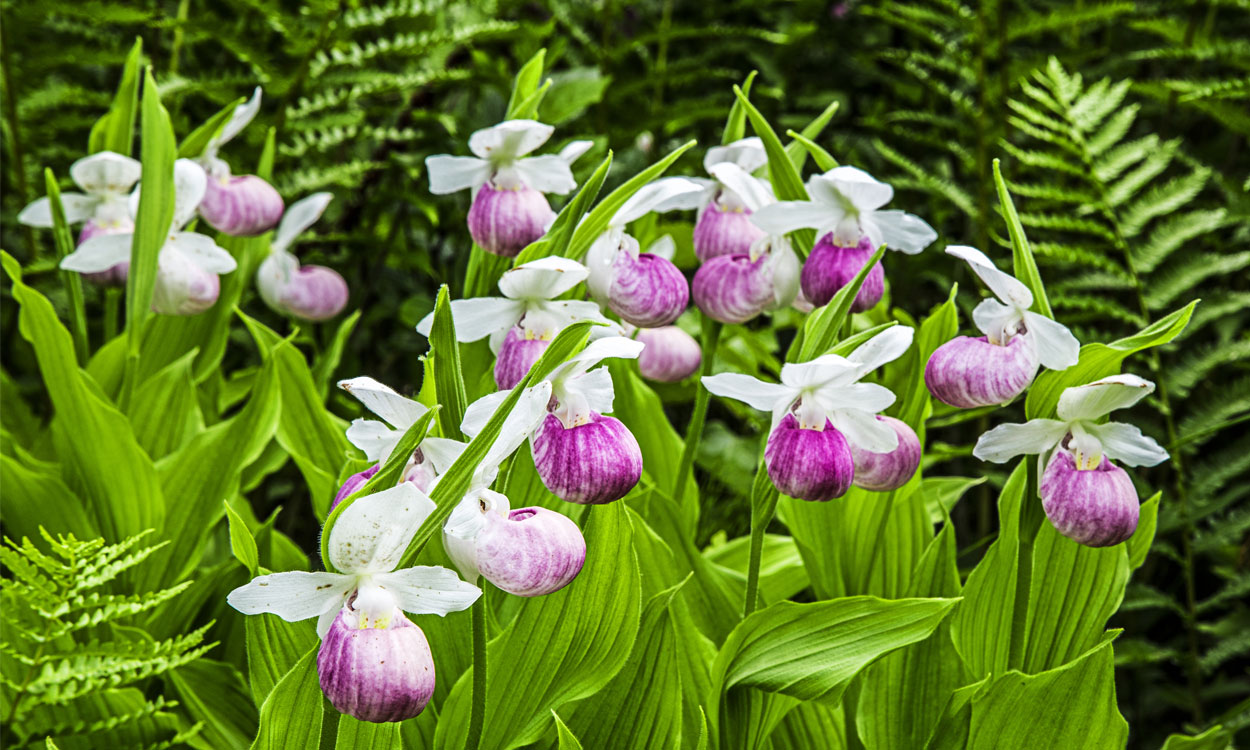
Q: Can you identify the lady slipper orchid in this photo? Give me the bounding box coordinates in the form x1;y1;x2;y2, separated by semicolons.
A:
634;325;702;382
425;120;592;256
257;192;349;321
691;162;800;323
751;166;937;310
226;482;481;722
18;151;141;285
655;137;770;261
197;88;284;236
925;245;1080;407
60;159;238;315
703;326;914;501
850;415;922;491
972;374;1169;547
415;256;610;389
462;336;646;505
441;382;587;597
334;377;464;506
585;178;704;327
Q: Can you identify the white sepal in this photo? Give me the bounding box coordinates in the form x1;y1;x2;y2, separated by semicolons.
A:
972;419;1068;463
1023;311;1080;370
59;233;132;272
371;565;482;616
415;297;526;341
704;137;767;173
498;256;589;299
327;483;436;573
226;571;354;622
701;373;791;412
339;376;427;430
272;192;332;252
1056;374;1155;422
1085;421;1169;467
707;162;773;213
469;120;554;162
425;155;492;194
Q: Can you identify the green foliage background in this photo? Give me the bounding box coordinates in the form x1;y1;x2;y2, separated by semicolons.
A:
1;0;1247;748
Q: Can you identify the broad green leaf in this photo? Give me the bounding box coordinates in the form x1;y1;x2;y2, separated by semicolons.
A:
88;37;141;155
3;253;165;545
178;96;245;159
919;476;986;524
127;349;203;459
225;501;260;576
1160;725;1234;750
994;159;1052;318
566;140;697;260
168;659;258;750
1025;302;1196;420
950;461;1028;677
43;169;89;364
539;67;609;124
733;86;815;256
553;712;584;750
797;245;888;361
336;716;402;747
434;503;643;750
430;284;467;440
0;453;97;542
245;615;317;708
250;647;323;750
705;533;810;606
506;48;547;119
516;151;612;264
769;702;846;750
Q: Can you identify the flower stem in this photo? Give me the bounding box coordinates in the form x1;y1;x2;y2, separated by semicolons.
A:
466;595;488;750
743;467;779;619
103;288;122;344
672;318;722;503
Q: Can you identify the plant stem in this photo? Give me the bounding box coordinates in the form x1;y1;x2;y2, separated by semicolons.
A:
672;318;722;504
104;288;122;344
466;595;488;750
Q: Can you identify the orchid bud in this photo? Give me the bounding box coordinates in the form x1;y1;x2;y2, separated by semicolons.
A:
317;606;436;723
494;325;553;390
152;251;221;316
467;184;556;257
475;507;586;596
531;413;643;504
77;218;133;286
925;335;1040;408
693;200;766;262
692;253;774;324
850;416;921;492
800;235;884;311
1041;447;1139;547
199;175;285;236
636;326;701;382
764;414;855;502
607;250;689;328
332;464;380;511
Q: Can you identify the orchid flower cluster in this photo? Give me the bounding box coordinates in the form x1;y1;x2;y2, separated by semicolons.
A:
21;87;349;322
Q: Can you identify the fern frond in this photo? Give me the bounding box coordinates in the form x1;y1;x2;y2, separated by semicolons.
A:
1134;209;1229;273
1145;251;1250;310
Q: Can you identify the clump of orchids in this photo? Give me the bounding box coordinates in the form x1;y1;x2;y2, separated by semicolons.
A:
22;86;349;322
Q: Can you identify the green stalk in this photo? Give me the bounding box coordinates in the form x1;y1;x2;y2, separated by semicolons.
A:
104;288;122;343
743;459;779;618
466;595;488;750
672;318;722;503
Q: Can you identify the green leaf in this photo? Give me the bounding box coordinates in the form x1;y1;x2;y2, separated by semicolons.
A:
1126;493;1159;570
707;596;960;744
126;67;176;363
225;501;260;576
1160;725;1233;750
506;48;547;119
567;140;697;261
43;169;89;365
245;615;317;708
178;96;245;159
0;453;98;542
897;287;959;431
516;151;612;264
168;659;258;750
785;100;841;172
88;37;141;155
994;159;1053;318
430;284;467;440
721;71;757;145
250;647;323;750
553;712;585;750
733;86;815;257
434;503;643;750
785;129;839;172
335;716;403;747
798;245;888;360
1024;301;1197;420
126;349;202;459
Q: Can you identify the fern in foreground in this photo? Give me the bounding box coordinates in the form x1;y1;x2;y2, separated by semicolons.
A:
0;530;211;750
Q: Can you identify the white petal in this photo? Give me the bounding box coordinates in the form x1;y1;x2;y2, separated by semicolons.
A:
419;437;466;474
646;234;677;261
708;162;773;212
613;178;705;226
779;354;858;390
373;566;482;616
272;192;332;252
513;155;577;194
874;210;937;254
415;297;525;341
702;373;792;413
823;166;893;211
704;137;766;173
584;228;621;300
972;420;1069;463
171;159;209;229
339;376;427;429
345;419;399;463
972;298;1021;342
1085;421;1169;467
168;232;237;274
499;256;589;299
814;382;897;414
226;571;351;622
478;381;552;476
551;335;645;383
829;408;898;453
59;233;132;272
1056;374;1155;422
461;391;508;439
563;367;616;415
945;245;1033;310
750;200;839;236
540;299;613;328
469;120;554;161
70;151;142;196
329;483;437;573
847;326;915;378
212;87;262;150
1023;311;1080;371
18;194;99;227
425;155;492;194
653;178;717;211
559;140;594;165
